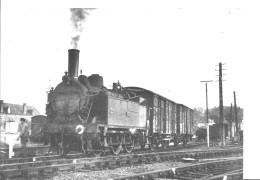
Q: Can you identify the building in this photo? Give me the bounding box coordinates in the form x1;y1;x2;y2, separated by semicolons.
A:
0;100;41;147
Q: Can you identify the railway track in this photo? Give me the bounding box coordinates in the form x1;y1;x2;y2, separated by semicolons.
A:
113;157;243;180
0;142;205;164
0;146;243;180
0;141;240;164
0;145;49;159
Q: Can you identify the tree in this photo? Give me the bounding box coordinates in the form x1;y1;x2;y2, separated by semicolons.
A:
208;106;243;124
193;107;205;132
193;107;205;123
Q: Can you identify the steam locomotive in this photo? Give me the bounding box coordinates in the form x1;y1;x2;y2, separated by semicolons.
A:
44;49;194;156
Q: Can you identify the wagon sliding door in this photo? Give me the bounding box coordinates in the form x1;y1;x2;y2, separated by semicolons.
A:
159;99;165;133
165;101;171;134
172;103;177;134
153;95;159;133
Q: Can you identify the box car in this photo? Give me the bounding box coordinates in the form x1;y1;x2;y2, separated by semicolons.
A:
125;87;193;146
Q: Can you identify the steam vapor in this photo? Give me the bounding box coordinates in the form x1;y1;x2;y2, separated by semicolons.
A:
70;8;95;49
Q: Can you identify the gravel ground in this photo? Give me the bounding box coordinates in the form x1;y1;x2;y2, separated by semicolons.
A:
51;161;191;180
50;145;242;180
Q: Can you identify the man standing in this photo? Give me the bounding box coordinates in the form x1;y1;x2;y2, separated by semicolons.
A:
17;118;29;155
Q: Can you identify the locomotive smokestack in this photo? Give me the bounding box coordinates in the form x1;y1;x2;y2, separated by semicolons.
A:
68;49;80;78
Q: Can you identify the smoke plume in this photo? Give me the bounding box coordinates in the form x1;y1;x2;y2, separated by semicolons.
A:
70;8;95;49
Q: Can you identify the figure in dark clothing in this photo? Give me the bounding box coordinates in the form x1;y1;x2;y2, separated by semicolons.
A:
17;118;29;155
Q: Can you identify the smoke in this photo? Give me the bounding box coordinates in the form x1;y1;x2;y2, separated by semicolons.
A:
70;8;95;49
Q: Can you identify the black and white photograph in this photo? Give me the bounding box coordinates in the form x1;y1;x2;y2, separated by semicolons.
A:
1;1;259;179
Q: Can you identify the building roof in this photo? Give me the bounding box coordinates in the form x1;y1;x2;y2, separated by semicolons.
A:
1;103;40;116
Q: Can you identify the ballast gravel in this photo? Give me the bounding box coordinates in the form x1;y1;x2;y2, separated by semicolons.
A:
52;161;191;180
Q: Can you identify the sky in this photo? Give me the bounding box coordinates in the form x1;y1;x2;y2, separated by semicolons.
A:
1;2;260;178
1;8;248;115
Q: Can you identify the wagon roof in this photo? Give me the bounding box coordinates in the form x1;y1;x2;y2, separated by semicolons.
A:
125;86;177;104
126;86;193;110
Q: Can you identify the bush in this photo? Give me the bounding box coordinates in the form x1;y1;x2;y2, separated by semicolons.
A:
195;128;207;140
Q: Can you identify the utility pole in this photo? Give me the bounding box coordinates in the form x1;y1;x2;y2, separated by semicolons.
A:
230;103;233;139
200;80;213;147
0;116;1;151
219;62;225;146
234;91;239;138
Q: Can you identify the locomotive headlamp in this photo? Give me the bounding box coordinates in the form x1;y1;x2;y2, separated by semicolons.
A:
75;125;84;134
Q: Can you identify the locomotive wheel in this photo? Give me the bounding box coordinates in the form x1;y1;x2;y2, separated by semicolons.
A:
111;145;121;155
91;140;104;157
92;150;103;157
49;133;63;155
125;146;134;153
80;135;87;155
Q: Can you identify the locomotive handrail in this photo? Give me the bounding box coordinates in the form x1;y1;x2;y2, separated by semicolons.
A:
85;100;94;124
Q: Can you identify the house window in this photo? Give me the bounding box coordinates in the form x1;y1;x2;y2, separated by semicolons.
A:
3;106;11;114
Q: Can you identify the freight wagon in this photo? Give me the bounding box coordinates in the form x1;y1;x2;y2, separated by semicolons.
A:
125;87;194;147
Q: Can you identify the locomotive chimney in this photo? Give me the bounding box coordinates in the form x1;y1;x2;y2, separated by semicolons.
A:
68;49;80;78
23;103;27;114
113;83;118;92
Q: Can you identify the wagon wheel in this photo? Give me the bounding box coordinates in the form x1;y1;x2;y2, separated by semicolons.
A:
140;144;146;150
149;139;155;151
162;140;168;149
155;141;160;148
125;146;134;153
174;137;178;147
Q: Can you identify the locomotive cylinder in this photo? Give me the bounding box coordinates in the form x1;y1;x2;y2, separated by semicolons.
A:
68;49;80;78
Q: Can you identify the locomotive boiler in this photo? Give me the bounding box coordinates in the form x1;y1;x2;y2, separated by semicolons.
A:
45;49;151;156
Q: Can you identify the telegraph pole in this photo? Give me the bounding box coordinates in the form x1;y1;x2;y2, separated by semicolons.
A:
234;91;239;138
230;103;233;139
219;62;225;146
200;80;213;147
